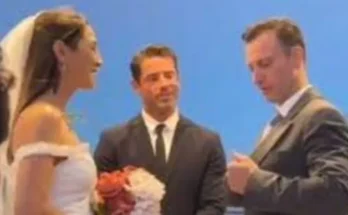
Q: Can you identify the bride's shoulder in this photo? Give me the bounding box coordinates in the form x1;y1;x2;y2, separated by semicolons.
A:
12;102;66;147
17;102;64;128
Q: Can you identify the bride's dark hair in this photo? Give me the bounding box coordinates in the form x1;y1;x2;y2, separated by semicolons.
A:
0;46;15;143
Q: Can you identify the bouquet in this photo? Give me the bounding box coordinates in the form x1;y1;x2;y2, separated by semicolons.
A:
93;166;165;215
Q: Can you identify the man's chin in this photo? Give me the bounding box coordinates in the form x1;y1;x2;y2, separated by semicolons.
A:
156;102;176;112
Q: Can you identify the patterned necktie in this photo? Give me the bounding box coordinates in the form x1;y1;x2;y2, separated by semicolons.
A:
270;114;283;127
260;114;284;143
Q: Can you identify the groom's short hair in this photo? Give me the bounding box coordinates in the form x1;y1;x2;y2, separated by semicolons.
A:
130;44;178;82
242;17;306;58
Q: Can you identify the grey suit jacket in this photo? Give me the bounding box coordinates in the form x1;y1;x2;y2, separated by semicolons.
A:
227;88;348;215
94;115;227;215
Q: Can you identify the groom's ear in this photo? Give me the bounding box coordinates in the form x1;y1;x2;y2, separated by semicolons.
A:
52;40;68;64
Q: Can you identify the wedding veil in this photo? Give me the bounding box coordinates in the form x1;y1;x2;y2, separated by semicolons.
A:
1;14;38;131
0;13;39;215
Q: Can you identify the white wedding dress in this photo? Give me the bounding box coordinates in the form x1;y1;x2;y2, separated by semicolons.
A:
0;10;98;215
0;142;97;215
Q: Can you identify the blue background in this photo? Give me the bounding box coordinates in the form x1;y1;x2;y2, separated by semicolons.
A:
1;0;347;156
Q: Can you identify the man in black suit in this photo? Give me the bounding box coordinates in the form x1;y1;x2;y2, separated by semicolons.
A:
225;18;348;215
94;44;226;215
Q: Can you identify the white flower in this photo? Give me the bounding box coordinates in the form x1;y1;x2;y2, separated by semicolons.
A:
125;168;165;215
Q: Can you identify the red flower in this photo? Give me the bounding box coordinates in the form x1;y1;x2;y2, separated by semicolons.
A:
96;166;137;215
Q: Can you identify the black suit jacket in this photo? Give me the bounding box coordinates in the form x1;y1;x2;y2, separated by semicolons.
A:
94;115;226;215
227;88;348;215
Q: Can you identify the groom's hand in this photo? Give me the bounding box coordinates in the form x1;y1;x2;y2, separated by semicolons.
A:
226;153;258;195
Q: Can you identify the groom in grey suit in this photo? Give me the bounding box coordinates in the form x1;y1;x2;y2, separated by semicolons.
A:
225;18;348;215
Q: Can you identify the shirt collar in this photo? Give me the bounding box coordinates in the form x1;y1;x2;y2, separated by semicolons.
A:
141;108;179;134
276;85;311;117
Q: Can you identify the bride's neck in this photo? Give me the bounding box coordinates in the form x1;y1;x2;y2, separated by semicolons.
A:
37;88;74;111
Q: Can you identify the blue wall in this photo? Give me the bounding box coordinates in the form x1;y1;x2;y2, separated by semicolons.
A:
1;0;347;155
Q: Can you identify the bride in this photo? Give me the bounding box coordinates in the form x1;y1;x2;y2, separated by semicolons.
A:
0;8;103;215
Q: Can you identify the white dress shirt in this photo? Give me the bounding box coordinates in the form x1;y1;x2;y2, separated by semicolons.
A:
260;85;312;141
141;108;179;161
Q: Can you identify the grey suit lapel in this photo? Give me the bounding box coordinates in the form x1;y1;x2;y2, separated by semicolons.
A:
251;88;322;164
251;118;293;164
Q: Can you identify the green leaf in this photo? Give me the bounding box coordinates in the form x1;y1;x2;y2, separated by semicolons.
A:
91;202;106;215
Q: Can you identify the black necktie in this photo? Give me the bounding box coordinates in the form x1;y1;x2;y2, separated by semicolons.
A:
155;124;166;180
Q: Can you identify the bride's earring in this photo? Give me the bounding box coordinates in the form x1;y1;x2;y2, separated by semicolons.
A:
60;62;67;73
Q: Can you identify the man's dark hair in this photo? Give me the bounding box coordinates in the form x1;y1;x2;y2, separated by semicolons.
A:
130;44;178;82
242;18;306;55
